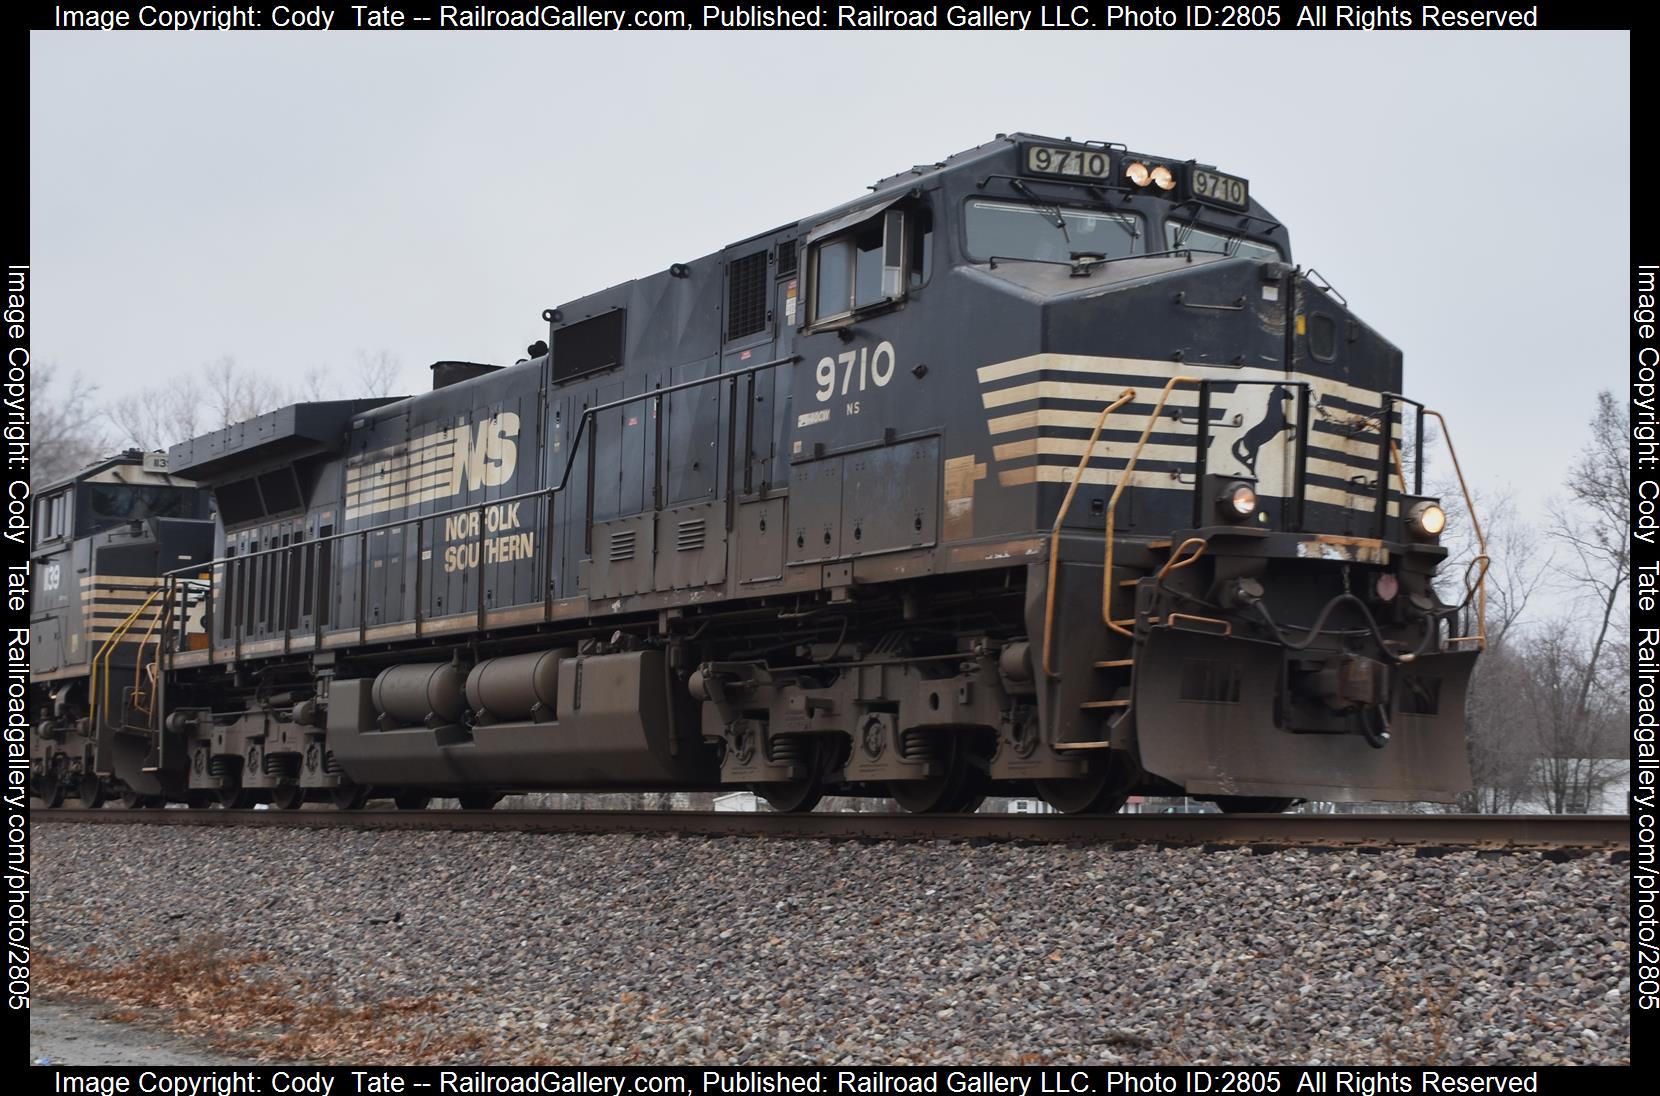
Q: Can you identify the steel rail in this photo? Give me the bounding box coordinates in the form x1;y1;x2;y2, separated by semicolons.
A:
34;810;1630;850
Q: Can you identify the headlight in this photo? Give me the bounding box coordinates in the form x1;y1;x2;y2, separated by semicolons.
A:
1223;482;1257;521
1150;164;1176;191
1125;161;1151;187
1407;500;1446;540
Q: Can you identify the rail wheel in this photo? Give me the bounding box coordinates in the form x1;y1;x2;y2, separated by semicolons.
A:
1035;750;1135;815
751;736;824;813
456;792;503;811
1208;796;1299;814
890;734;986;814
120;787;164;809
218;787;259;809
269;784;306;811
185;791;216;809
36;775;66;809
78;776;107;808
753;778;822;814
330;785;370;811
393;792;432;811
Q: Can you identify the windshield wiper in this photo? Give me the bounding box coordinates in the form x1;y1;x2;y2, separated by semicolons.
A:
1010;179;1071;245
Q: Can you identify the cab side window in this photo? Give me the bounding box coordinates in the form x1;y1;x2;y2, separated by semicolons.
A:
35;491;69;546
809;202;932;327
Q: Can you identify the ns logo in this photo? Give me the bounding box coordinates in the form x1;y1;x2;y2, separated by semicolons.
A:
450;412;521;492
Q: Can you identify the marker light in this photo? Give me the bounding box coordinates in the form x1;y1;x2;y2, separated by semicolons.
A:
1150;164;1176;191
1125;161;1151;187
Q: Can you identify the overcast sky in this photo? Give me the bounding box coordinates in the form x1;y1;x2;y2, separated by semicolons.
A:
31;30;1628;538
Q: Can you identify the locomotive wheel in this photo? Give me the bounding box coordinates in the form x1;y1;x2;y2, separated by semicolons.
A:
1036;750;1137;814
120;787;160;809
393;793;432;811
330;785;370;811
269;784;306;811
753;777;823;814
219;786;260;809
456;792;502;811
36;776;66;809
78;776;107;808
889;737;986;814
1209;796;1299;814
186;791;216;809
751;738;824;813
1035;773;1128;815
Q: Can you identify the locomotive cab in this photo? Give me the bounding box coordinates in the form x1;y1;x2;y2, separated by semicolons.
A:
29;451;215;807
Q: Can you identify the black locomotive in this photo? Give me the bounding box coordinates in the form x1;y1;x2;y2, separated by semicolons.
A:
31;135;1486;814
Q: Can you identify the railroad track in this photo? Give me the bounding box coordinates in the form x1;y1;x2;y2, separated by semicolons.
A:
34;808;1630;852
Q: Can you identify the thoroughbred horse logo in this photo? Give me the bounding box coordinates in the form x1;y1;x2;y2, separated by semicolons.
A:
1226;384;1295;475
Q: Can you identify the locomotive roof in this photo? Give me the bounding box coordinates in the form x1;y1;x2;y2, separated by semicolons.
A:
34;448;193;494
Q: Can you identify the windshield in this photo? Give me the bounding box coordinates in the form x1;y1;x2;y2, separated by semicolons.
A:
1165;221;1282;262
83;484;199;524
965;200;1143;264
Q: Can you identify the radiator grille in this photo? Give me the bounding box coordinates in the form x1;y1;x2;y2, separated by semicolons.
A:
726;250;769;341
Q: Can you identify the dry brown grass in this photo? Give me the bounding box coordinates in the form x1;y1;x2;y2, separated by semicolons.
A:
38;936;489;1064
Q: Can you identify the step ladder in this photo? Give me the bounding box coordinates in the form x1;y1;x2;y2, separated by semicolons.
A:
1055;536;1214;752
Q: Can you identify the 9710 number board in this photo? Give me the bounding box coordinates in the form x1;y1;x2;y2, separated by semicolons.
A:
1025;145;1111;180
1190;166;1249;209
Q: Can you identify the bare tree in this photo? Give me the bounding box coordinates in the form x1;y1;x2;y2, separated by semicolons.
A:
1432;489;1551;812
30;364;110;485
108;351;410;452
1461;642;1543;813
202;355;287;430
1551;390;1630;723
1518;629;1624;813
354;349;404;397
106;383;201;453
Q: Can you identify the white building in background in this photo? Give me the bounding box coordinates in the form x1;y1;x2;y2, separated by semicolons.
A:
714;792;760;812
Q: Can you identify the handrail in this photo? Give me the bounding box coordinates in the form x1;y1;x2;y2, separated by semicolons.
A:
162;354;799;582
129;592;166;716
88;587;164;727
1423;409;1487;650
1042;388;1136;677
158;355;798;656
1105;377;1201;637
1156;537;1208;583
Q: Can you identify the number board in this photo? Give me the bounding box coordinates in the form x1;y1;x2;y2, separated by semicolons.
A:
1188;166;1250;210
1023;144;1112;181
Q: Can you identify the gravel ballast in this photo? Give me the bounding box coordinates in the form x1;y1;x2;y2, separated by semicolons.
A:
32;823;1629;1065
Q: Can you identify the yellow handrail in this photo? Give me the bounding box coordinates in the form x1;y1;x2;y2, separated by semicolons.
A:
88;588;164;727
1156;537;1209;583
1104;377;1201;637
1424;410;1488;650
1042;388;1136;677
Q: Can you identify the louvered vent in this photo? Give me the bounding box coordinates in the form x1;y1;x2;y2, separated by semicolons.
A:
776;239;798;277
676;518;707;553
608;529;637;562
726;251;769;341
